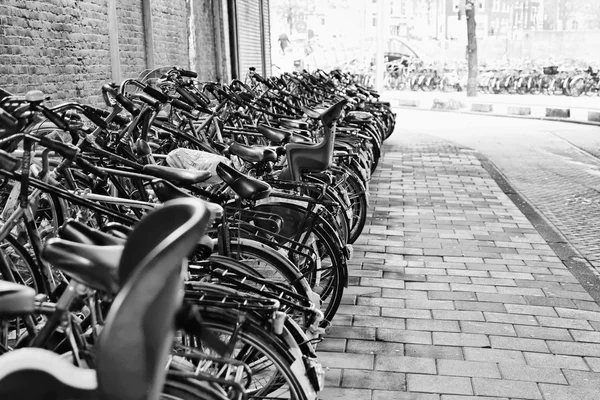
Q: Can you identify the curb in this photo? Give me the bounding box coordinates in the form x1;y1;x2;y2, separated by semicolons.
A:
393;97;600;127
474;152;600;304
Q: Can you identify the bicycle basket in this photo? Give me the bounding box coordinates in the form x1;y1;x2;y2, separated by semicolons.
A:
543;66;559;75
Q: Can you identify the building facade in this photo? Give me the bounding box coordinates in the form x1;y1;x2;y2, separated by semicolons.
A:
0;0;271;105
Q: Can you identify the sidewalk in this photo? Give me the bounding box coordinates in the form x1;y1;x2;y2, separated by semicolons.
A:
317;132;600;399
381;90;600;125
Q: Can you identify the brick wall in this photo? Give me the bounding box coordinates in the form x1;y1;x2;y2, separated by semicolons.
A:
151;0;189;69
117;0;146;80
192;0;218;81
0;0;111;105
0;0;273;106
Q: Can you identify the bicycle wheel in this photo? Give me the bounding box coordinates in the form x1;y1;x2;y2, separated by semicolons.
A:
162;377;229;400
253;203;347;323
0;235;45;294
222;238;313;299
184;311;314;400
331;167;368;244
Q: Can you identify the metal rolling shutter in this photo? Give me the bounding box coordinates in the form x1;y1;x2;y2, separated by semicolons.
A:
236;0;264;78
262;0;271;76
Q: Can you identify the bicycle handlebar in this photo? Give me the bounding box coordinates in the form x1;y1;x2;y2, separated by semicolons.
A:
101;84;140;115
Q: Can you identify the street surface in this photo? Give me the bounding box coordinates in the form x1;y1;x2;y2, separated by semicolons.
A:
318;111;600;399
391;110;600;274
383;90;600;111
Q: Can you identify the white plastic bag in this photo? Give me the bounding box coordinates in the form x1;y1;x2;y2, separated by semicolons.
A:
166;148;231;185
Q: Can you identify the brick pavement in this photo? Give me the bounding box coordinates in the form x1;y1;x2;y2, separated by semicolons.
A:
317;135;600;399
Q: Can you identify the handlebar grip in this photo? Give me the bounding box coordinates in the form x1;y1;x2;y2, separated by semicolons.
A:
75;157;108;179
188;90;211;109
175;87;198;107
88;107;131;126
114;93;140;115
136;92;161;108
253;72;274;89
40;107;69;132
38;136;79;160
143;85;169;103
0;107;18;132
81;105;108;129
171;98;193;113
179;69;198;78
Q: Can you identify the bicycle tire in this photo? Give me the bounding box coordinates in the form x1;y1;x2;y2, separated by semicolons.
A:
0;234;46;295
221;238;313;300
162;377;229;400
186;311;315;400
253;203;347;323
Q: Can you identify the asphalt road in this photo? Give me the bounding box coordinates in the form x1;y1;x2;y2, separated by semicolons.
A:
389;109;600;277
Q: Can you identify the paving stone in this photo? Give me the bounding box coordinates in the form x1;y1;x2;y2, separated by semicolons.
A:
484;311;538;325
437;359;500;378
346;340;404;355
441;396;506;400
407;319;461;332
381;308;432;319
476;293;526;304
407;374;473;395
497;286;545;296
427;275;473;284
450;283;499;293
584;357;600;372
405;344;465;360
470;277;516;286
374;390;440;400
547;341;600;357
432;310;485;321
525;296;576;308
555;307;600;322
570;330;600;343
353;316;405;330
328;326;377;340
573;300;600;312
317;387;371;400
361;277;406;289
490;271;534;280
345;286;383;296
338;305;381;316
453;301;504;313
461;321;517;336
429;291;477;301
342;369;406;390
538;383;600;400
524;352;590;370
433;332;490;348
319;352;374;370
504;303;558;317
464;347;526;364
376;355;437;374
381;289;429;299
324;367;342;386
490;335;550;353
319;338;346;352
377;329;433;345
356;297;404;308
537;316;593;330
515;325;573;341
405;300;456;310
472;378;542;399
405;282;451;291
498;364;567;384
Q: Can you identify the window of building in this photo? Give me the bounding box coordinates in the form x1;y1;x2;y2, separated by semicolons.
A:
478;0;485;12
572;20;579;30
373;16;377;27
